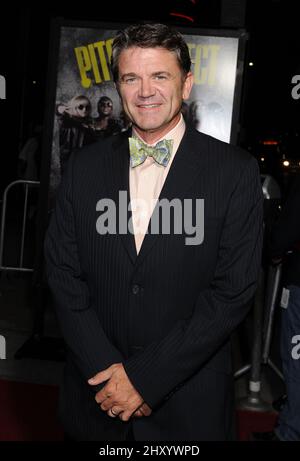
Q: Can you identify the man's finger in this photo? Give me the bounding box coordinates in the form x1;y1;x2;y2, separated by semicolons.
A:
95;388;114;405
88;367;113;385
140;403;152;417
100;400;110;410
134;403;152;417
109;409;116;418
95;385;114;404
108;407;123;418
100;396;115;410
119;410;134;422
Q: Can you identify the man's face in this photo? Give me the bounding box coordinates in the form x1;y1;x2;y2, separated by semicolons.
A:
117;47;193;139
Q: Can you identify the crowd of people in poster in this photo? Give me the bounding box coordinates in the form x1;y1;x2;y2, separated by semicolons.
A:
56;94;128;176
55;93;227;178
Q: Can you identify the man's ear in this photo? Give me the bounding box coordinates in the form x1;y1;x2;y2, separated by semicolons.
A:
182;72;194;100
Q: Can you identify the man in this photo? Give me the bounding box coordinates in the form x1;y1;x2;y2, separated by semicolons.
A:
44;23;263;441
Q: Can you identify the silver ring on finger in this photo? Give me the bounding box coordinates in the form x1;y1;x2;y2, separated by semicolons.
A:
110;408;118;416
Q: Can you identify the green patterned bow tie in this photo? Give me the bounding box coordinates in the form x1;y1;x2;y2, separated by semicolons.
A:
129;137;174;168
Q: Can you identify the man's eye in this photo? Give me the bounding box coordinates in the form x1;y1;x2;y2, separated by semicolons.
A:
124;77;137;84
154;75;167;80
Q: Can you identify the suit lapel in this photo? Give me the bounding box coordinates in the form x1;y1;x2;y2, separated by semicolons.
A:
104;131;137;264
104;127;209;268
135;127;208;268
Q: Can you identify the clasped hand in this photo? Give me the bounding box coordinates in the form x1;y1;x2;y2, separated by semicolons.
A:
88;363;152;421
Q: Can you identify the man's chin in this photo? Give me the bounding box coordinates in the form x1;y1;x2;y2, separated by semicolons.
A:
133;119;168;133
137;125;161;133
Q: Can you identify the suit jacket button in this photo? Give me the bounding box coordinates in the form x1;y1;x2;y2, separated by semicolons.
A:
132;284;140;295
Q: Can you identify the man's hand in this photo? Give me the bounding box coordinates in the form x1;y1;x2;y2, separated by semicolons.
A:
88;363;149;421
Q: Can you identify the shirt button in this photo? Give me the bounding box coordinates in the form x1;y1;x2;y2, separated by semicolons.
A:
132;284;140;295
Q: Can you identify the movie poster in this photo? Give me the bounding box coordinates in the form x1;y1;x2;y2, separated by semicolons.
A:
186;35;239;142
49;23;241;198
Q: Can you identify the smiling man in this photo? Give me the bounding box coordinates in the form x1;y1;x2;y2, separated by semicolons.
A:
116;46;193;140
45;23;263;441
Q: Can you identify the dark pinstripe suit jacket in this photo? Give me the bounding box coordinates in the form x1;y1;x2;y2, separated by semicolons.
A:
44;126;263;441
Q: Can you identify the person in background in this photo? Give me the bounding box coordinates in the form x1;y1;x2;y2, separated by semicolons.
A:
17;124;42;181
91;96;122;139
56;95;94;175
188;99;227;142
261;175;300;441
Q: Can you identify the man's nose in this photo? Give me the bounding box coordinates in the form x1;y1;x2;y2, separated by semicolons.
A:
138;78;156;98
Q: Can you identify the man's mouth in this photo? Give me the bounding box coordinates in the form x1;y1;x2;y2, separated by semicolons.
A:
137;104;161;108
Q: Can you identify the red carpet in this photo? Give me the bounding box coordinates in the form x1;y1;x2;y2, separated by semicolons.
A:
0;378;278;441
0;379;64;441
236;408;278;441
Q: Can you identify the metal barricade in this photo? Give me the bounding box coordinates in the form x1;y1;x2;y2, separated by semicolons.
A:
235;174;283;411
262;263;284;380
0;180;40;273
0;180;65;361
235;262;284;412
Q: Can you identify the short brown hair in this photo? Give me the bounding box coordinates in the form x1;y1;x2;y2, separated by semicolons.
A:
111;23;191;82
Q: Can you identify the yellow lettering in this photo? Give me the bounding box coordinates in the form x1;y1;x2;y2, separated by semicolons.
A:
88;44;102;84
194;45;209;85
191;44;220;86
74;38;115;88
74;46;92;89
105;38;114;63
94;41;111;81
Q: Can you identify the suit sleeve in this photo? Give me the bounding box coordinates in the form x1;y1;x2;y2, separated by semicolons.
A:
44;154;123;382
124;156;264;408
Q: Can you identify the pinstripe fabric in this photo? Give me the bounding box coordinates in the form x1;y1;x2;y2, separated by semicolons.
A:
44;126;263;441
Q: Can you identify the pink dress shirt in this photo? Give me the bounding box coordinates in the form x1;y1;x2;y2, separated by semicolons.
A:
129;114;186;254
